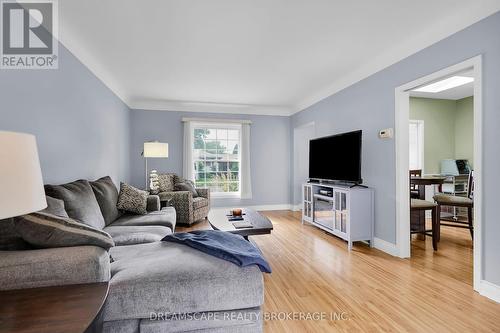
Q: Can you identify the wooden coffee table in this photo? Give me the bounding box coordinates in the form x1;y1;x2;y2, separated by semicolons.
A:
208;208;273;239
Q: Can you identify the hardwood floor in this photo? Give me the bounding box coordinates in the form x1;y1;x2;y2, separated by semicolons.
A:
178;211;500;332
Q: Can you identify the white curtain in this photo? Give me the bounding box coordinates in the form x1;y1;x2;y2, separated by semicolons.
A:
240;123;252;199
183;121;194;181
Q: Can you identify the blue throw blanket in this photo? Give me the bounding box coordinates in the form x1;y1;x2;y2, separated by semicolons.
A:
162;230;271;273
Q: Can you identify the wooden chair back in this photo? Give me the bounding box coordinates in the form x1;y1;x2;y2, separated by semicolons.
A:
467;170;474;200
409;169;422;192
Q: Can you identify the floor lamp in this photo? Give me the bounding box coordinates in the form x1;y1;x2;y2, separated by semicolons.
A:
143;142;169;190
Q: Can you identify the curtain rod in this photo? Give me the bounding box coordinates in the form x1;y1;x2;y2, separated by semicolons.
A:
181;117;252;124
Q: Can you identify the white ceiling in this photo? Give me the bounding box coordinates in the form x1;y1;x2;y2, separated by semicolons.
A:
410;70;474;100
58;1;500;115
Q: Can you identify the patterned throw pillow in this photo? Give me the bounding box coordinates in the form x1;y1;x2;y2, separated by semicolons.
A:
158;173;177;192
14;212;114;250
117;182;148;215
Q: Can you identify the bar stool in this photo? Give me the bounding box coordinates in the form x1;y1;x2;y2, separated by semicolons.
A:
433;171;474;241
410;199;439;250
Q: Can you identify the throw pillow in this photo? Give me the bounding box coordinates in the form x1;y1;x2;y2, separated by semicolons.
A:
0;218;31;250
90;176;123;225
117;182;148;215
158;173;177;192
44;180;105;230
175;180;199;198
41;196;69;218
14;212;114;250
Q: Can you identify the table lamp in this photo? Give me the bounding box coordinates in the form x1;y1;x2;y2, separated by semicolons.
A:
142;141;168;190
0;131;47;220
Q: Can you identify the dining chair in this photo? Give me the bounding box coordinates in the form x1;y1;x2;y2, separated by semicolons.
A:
433;171;474;240
409;169;422;199
410;198;439;250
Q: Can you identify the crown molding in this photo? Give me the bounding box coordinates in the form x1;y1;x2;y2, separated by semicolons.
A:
128;98;293;116
293;5;500;114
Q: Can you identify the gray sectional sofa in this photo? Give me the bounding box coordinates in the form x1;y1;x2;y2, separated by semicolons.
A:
0;176;264;333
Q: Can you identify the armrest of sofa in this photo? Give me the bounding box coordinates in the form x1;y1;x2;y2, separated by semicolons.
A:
159;191;193;204
159;191;193;224
146;194;161;212
0;245;111;290
196;188;210;201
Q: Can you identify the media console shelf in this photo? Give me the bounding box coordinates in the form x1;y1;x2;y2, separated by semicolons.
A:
302;182;374;250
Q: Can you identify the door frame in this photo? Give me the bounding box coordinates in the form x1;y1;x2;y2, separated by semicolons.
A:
394;55;482;291
409;119;425;172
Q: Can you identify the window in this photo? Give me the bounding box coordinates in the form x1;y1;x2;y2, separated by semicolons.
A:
409;120;424;171
192;124;241;196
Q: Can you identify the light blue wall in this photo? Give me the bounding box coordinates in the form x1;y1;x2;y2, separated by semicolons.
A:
0;45;131;186
130;110;291;207
291;11;500;284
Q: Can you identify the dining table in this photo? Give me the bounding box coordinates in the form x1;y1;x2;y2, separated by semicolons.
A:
410;175;446;240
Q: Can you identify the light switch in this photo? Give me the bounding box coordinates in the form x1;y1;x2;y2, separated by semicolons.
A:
379;128;393;139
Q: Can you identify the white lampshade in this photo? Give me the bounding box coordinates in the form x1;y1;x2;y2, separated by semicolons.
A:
144;142;169;158
0;131;47;219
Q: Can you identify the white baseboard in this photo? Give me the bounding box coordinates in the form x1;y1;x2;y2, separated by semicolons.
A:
252;204;293;211
212;204;292;212
291;204;302;211
479;280;500;303
373;237;399;257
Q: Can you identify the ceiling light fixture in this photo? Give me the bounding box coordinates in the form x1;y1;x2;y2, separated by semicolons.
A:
413;76;474;93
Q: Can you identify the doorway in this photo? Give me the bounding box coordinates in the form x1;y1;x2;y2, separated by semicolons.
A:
293;122;315;210
395;56;482;291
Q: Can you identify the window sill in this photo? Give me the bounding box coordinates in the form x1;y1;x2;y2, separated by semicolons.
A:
211;192;241;199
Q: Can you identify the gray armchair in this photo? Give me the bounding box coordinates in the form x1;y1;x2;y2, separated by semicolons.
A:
157;174;210;225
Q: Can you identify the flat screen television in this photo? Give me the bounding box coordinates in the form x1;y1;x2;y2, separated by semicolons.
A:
309;130;362;183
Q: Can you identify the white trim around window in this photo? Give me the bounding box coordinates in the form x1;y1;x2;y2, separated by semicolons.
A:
182;117;252;124
183;120;251;199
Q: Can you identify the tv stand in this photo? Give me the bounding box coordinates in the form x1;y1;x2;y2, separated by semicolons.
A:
302;182;374;250
349;183;368;188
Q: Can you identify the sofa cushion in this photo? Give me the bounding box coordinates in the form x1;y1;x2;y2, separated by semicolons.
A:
110;207;176;231
174;181;198;198
90;176;123;225
41;196;69;218
192;197;209;210
45;180;105;230
104;242;263;322
104;225;172;246
117;183;148;215
14;212;114;250
0;245;111;291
